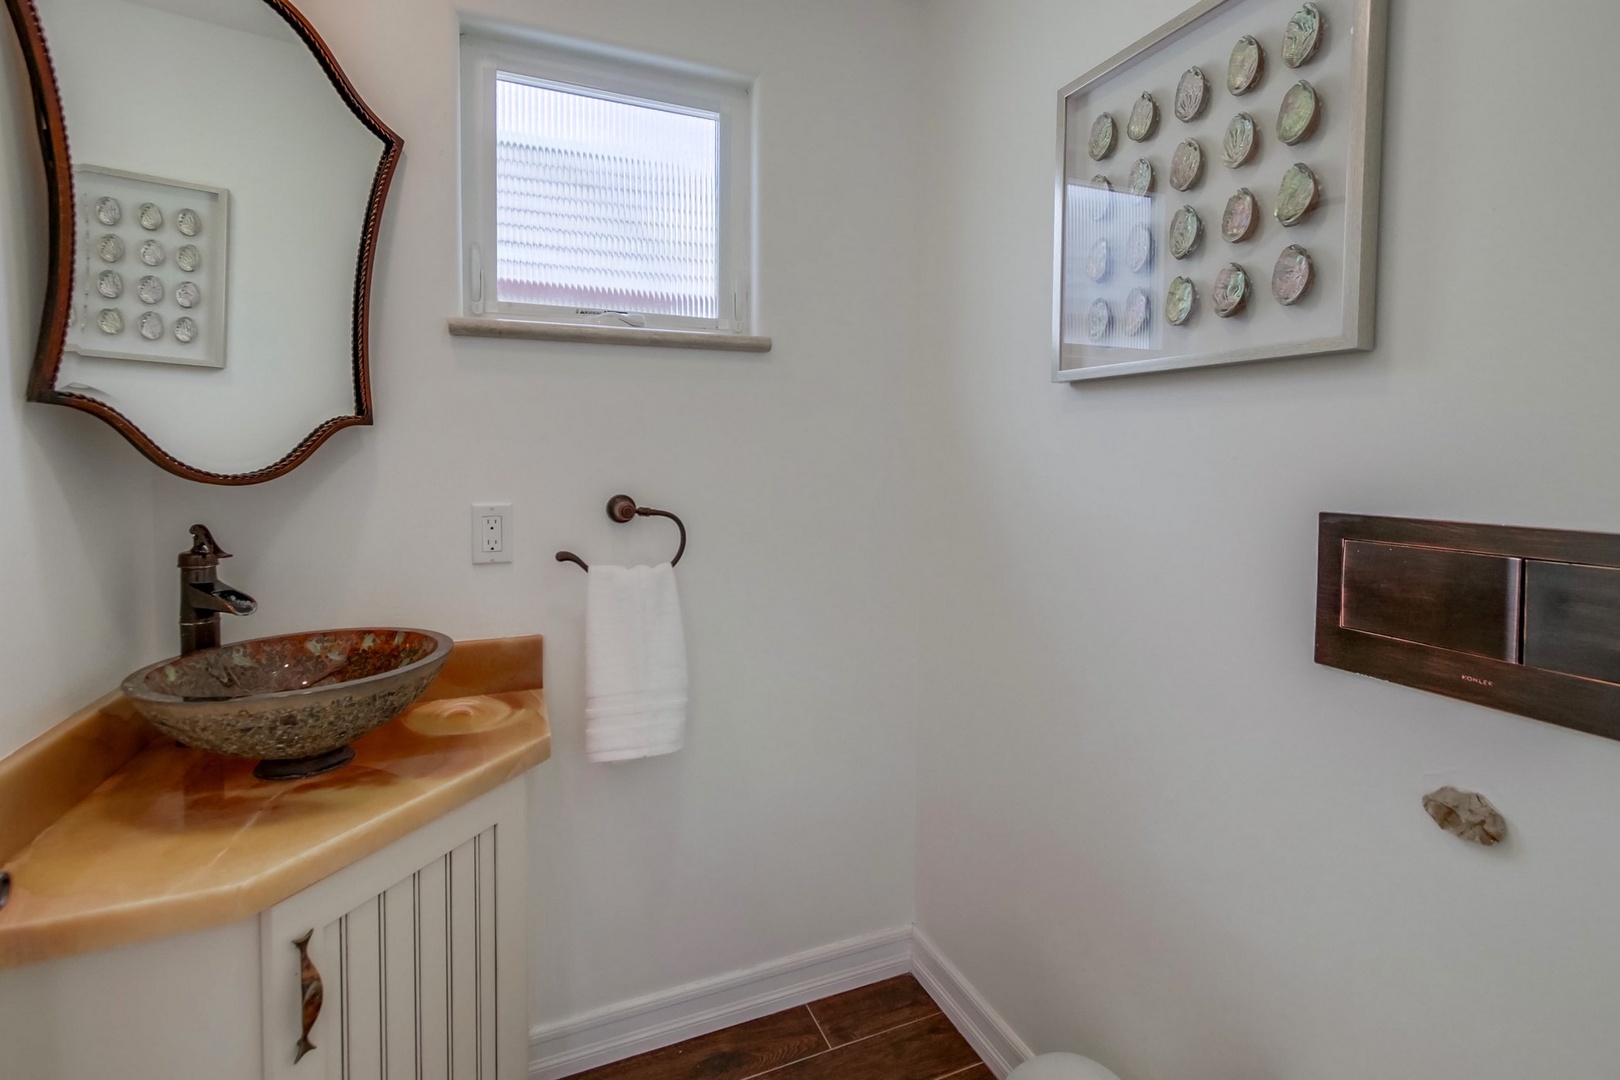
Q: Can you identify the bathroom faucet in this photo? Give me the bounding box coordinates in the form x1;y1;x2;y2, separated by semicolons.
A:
178;524;257;655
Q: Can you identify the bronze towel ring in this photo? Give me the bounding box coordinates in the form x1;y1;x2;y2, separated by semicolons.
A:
556;495;687;571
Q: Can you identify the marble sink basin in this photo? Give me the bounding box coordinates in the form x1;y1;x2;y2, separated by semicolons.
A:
122;628;453;781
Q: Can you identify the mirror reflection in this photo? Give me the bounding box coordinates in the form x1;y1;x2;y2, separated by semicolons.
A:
18;0;399;480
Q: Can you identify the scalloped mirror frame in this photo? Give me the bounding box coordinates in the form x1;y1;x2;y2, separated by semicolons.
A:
2;0;403;485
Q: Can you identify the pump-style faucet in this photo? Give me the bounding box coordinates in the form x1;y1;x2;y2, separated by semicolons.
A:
178;524;257;655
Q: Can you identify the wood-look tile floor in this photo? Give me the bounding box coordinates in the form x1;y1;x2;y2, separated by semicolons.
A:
565;974;989;1080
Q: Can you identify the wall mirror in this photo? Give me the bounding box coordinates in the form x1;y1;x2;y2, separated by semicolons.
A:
4;0;401;483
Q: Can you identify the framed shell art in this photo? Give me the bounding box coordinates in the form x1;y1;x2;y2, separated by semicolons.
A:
1054;0;1388;381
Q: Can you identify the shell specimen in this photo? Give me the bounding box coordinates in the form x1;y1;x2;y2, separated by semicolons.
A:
1422;787;1507;846
1275;162;1320;226
1126;223;1154;273
1227;35;1265;95
1166;277;1196;325
1169;205;1203;260
1212;263;1251;317
1175;67;1209;122
1277;81;1322;145
1123;288;1151;335
1127;93;1160;141
137;202;163;231
1087;298;1112;340
1283;3;1325;68
1127;158;1154;197
1086;239;1111;283
1272;244;1315;304
1089;114;1118;160
1223;112;1257;168
97;234;124;263
1170;139;1205;192
1222;188;1259;242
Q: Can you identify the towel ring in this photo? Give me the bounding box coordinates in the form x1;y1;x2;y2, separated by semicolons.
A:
556;495;686;571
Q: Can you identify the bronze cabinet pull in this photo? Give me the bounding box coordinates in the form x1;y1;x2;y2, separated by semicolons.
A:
293;931;324;1063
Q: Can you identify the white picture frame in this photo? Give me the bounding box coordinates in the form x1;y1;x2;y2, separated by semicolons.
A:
1053;0;1388;382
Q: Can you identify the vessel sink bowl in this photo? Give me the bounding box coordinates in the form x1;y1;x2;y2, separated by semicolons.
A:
122;628;453;781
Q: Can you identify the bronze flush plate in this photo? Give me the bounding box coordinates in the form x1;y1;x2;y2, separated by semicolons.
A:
1317;514;1620;743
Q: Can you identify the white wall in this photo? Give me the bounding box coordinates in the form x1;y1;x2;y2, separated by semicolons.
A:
0;24;158;761
129;0;930;1029
914;2;1620;1079
15;0;1620;1075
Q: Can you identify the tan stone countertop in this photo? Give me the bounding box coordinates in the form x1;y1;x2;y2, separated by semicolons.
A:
0;636;548;970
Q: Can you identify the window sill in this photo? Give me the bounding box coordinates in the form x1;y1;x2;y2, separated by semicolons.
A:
447;317;772;353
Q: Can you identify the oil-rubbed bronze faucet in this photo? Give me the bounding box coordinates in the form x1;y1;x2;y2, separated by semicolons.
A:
179;524;257;655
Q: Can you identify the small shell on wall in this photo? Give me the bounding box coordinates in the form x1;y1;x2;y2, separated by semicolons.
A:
1166;276;1196;325
1222;188;1259;242
1223;112;1258;168
1086;239;1111;282
1272;244;1314;304
1422;787;1507;846
1283;2;1326;68
1127;92;1160;141
1275;162;1320;226
1089;114;1118;160
1088;175;1113;220
1169;205;1203;259
1175;66;1209;121
1227;35;1264;94
1086;298;1112;340
1170;139;1204;192
1212;263;1250;317
1127;158;1154;196
1123;288;1151;335
1277;80;1322;145
1126;223;1153;273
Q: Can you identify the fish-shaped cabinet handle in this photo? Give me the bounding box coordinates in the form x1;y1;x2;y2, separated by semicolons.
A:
293;930;324;1064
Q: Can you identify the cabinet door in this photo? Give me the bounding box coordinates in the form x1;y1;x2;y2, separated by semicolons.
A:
262;780;527;1080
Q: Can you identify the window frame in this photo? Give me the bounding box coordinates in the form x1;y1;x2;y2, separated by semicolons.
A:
459;32;754;335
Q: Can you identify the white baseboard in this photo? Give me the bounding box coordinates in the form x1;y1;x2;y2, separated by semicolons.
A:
527;924;1032;1080
910;927;1033;1079
528;926;914;1079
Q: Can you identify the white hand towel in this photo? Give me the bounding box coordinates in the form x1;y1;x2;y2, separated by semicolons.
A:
585;563;689;762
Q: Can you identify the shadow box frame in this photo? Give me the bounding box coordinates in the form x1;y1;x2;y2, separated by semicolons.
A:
1051;0;1389;383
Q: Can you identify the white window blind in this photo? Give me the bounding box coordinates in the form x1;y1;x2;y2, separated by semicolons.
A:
494;76;720;320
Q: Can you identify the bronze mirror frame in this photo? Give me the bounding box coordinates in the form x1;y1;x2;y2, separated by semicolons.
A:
2;0;403;484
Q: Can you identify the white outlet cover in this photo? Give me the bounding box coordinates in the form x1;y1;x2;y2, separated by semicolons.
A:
471;502;511;564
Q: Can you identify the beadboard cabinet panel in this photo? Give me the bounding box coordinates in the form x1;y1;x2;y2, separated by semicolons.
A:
261;780;528;1080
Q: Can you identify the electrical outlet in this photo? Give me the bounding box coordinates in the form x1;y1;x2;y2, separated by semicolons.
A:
471;503;511;564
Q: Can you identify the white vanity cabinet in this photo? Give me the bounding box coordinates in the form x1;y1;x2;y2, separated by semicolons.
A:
0;779;529;1080
262;780;529;1080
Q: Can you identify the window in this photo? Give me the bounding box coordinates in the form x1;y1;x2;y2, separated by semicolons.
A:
460;31;753;336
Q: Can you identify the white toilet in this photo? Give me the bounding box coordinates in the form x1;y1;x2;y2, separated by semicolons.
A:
1007;1052;1123;1080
